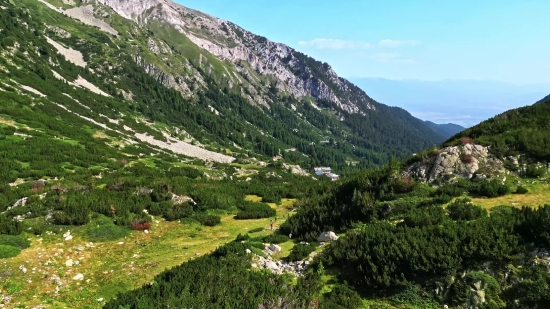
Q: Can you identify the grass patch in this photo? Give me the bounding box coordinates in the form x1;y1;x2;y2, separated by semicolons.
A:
0;245;21;259
0;203;293;308
245;195;263;203
471;181;550;210
82;216;131;242
0;234;30;249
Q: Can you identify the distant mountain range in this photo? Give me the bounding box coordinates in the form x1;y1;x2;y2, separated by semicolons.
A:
424;121;465;139
349;78;550;127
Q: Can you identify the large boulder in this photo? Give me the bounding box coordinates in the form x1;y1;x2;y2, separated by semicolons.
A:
403;143;506;184
265;261;279;272
317;231;338;242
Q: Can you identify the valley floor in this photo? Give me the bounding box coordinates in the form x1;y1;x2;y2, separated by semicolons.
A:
1;198;295;308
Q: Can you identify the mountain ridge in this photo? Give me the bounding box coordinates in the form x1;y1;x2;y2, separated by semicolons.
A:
25;0;445;167
424;120;465;139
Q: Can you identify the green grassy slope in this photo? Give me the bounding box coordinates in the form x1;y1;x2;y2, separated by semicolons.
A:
446;94;550;160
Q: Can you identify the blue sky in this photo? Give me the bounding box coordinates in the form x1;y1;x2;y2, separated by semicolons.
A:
177;0;550;85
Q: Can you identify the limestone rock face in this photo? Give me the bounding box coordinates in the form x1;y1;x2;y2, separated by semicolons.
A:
403;143;505;183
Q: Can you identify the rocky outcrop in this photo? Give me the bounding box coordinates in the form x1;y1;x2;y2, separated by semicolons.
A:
317;231;339;242
133;55;202;98
403;143;506;183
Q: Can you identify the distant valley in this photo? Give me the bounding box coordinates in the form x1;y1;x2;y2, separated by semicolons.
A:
350;77;550;127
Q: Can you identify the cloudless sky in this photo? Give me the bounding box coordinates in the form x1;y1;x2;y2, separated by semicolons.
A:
176;0;550;84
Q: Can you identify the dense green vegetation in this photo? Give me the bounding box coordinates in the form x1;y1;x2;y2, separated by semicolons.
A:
447;94;550;160
278;159;550;307
234;201;276;219
287;242;317;262
104;236;363;309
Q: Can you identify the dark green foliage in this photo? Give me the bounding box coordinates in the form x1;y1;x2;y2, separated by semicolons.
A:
104;238;325;308
447;271;503;308
234;233;249;242
388;285;440;309
150;183;172;203
447;198;488;221
0;215;23;235
321;212;520;292
515;186;529;194
234;202;276;219
526;164;547;178
434;184;465;197
516;205;550;247
193;213;221;226
503;265;550;308
447;95;550;160
320;284;363;309
402;206;446;228
281;165;408;240
86;224;130;242
51;196;91;226
287;242;317;261
261;233;290;244
0;234;30;249
163;202;193;221
476;179;510;197
247;227;264;233
167;166;202;179
0;245;20;259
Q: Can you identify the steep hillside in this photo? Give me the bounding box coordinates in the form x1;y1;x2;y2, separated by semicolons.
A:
20;0;444;169
447;94;550;161
424;121;465;139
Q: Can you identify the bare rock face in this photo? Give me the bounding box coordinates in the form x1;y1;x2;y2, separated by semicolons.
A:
403;143;505;183
98;0;376;114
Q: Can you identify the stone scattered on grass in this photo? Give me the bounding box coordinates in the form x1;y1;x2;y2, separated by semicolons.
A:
72;273;84;281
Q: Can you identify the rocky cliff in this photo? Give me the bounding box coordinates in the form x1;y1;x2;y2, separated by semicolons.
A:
97;0;375;114
31;0;446;166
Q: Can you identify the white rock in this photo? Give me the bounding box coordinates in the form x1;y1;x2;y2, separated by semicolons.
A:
64;235;73;241
117;242;124;245
65;259;73;267
72;273;84;281
144;229;149;234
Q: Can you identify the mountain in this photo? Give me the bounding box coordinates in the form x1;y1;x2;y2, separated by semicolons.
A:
424;121;465;139
350;77;550;127
16;0;446;170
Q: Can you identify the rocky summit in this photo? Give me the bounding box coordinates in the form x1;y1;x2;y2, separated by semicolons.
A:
99;0;375;112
